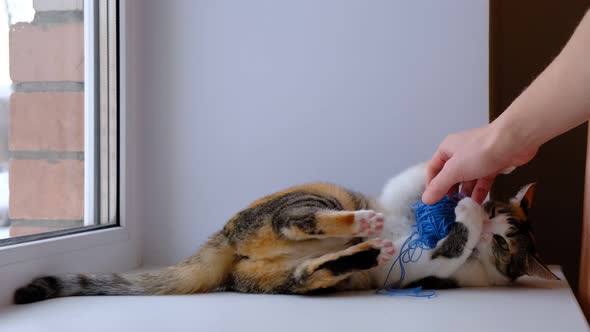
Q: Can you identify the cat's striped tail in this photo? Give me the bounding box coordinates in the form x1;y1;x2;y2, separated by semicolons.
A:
14;232;235;304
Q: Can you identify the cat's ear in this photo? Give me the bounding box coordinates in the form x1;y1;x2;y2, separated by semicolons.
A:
511;183;536;214
526;254;560;280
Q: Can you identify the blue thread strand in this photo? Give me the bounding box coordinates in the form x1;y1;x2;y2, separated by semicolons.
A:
378;194;463;298
377;286;436;298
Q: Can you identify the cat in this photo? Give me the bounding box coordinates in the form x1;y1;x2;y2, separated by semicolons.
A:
13;163;557;304
373;163;557;289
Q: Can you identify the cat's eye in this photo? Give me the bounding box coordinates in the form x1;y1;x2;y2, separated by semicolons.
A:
493;234;509;251
490;207;496;219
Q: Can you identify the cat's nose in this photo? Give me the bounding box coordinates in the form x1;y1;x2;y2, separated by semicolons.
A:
482;220;494;234
480;232;493;243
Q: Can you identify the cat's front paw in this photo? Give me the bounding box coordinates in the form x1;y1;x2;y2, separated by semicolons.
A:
354;210;384;236
455;197;486;235
368;238;396;265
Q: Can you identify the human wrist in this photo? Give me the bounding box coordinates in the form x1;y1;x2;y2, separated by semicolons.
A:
487;114;541;166
495;99;549;147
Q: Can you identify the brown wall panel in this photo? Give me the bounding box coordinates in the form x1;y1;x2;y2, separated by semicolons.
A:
489;1;589;293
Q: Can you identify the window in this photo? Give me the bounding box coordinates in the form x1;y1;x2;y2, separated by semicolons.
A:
0;0;118;246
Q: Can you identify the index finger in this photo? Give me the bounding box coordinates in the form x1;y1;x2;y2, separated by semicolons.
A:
422;159;461;204
426;149;450;186
471;175;496;204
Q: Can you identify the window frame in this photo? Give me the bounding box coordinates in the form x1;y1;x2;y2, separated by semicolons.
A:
0;0;117;248
85;0;119;227
97;0;119;226
0;0;140;269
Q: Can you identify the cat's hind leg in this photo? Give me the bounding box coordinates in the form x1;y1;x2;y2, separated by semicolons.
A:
275;208;385;240
291;238;395;293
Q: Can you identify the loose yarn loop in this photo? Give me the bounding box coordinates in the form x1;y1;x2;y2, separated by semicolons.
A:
377;229;433;297
378;194;464;298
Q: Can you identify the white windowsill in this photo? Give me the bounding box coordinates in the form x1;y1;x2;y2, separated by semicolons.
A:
0;267;586;332
0;226;130;267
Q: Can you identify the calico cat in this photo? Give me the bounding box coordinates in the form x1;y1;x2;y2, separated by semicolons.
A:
374;163;558;289
13;163;557;304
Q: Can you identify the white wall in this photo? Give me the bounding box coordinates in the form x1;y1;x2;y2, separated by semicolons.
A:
141;0;489;265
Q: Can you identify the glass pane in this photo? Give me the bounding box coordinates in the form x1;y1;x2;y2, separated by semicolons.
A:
0;0;101;242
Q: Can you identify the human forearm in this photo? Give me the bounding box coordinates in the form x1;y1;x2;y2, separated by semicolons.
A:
422;9;590;205
491;9;590;153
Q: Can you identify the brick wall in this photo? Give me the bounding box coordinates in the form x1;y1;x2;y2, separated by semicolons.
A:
8;0;84;237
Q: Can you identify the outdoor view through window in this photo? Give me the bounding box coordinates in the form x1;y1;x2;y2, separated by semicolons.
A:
0;0;107;243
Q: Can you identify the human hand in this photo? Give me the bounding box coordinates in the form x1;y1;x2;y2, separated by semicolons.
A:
421;124;539;205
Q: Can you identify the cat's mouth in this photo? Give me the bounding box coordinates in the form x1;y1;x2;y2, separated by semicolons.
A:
479;232;494;244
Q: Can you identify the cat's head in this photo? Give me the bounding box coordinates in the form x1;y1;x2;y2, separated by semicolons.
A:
477;183;559;284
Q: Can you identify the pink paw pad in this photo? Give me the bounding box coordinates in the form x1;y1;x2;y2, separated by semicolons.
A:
370;238;396;264
355;210;385;236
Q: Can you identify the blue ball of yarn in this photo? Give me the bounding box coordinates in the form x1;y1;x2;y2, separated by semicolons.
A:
414;195;461;249
378;194;465;297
